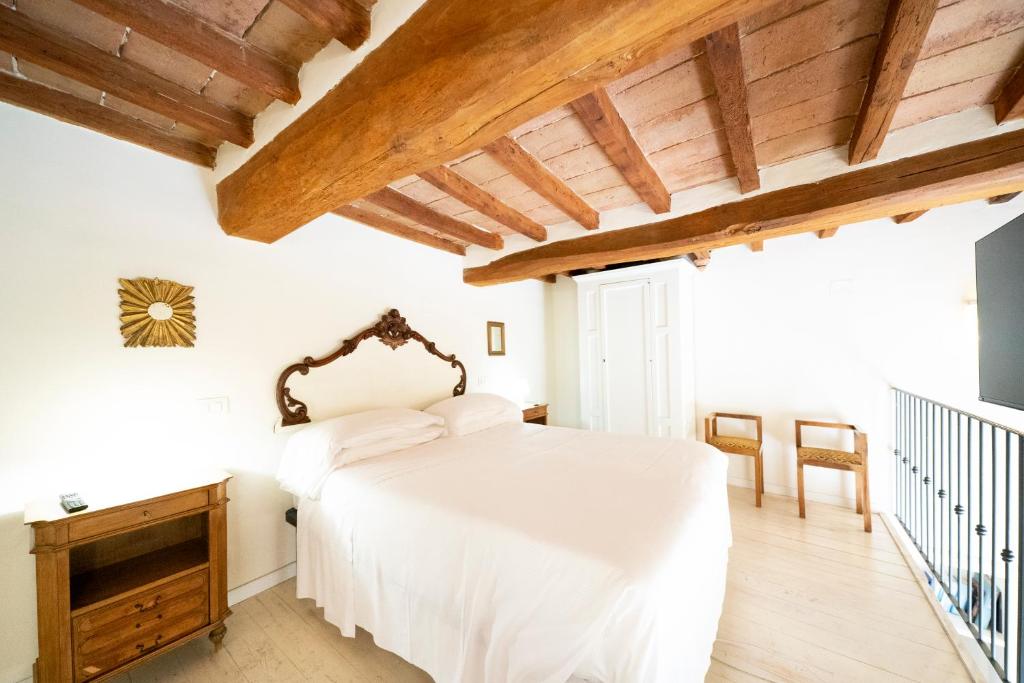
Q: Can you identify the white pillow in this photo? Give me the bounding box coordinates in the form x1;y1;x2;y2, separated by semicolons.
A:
425;393;522;436
276;408;443;498
340;424;445;467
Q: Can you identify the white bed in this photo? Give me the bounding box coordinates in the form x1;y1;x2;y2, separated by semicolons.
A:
294;420;731;683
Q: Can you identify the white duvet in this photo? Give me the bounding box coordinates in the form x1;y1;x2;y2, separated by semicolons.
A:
295;422;731;683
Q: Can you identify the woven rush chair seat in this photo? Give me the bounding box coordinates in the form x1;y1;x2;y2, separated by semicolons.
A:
705;412;764;507
795;420;871;532
709;435;761;455
797;446;863;467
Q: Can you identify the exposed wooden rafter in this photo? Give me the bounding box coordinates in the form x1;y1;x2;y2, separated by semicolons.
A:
278;0;371;51
848;0;938;165
0;71;216;166
365;187;503;250
0;8;253;147
215;0;776;242
704;23;759;193
418;166;547;241
464;129;1024;285
484;136;600;230
571;87;671;213
333;205;466;256
995;64;1024;124
892;210;927;223
69;0;300;104
989;192;1020;204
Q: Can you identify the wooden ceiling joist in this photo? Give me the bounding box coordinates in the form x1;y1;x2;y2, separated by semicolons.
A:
571;87;671;213
278;0;371;51
995;64;1024;124
215;0;776;242
704;23;759;193
366;187;503;250
333;205;465;256
0;71;216;166
70;0;300;104
0;8;253;147
484;136;600;230
989;192;1020;204
418;166;547;241
847;0;938;165
463;129;1024;285
893;210;927;223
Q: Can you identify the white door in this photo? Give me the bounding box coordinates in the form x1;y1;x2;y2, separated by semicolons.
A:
598;279;653;435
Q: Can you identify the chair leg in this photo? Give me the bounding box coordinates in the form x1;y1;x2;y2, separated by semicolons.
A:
855;472;863;514
753;452;762;508
758;449;766;495
861;468;872;533
797;462;806;518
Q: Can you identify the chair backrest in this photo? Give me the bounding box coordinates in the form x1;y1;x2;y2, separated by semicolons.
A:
706;412;763;442
795;420;867;455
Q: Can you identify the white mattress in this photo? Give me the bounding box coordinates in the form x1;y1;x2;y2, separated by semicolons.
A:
296;422;731;683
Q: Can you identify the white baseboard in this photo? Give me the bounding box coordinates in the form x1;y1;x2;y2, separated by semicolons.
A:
227;561;296;607
881;513;999;683
727;476;857;508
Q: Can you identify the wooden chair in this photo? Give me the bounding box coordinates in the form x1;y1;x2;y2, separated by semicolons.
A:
705;412;764;507
795;420;871;532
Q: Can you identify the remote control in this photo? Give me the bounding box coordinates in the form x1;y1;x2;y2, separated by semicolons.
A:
60;493;88;514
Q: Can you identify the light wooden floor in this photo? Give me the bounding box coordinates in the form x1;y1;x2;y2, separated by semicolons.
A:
111;487;971;682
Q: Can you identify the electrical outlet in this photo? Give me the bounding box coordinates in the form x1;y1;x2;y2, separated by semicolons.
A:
198;396;230;416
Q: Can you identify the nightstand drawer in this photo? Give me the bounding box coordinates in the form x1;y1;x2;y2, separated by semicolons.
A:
522;404;548;424
74;570;208;634
73;606;208;682
69;489;209;542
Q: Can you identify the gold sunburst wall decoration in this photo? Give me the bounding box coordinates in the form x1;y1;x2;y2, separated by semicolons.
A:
118;277;196;348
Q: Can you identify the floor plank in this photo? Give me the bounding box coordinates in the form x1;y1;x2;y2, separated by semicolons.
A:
119;487;970;682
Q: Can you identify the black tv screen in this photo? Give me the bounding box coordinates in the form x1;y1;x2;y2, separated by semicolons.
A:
977;211;1024;411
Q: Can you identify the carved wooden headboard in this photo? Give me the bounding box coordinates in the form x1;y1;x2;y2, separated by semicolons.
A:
276;309;467;426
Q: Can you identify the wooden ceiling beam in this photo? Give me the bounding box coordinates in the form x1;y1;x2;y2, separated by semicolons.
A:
571;87;671;213
0;8;252;147
0;71;216;166
484;136;600;230
989;192;1020;204
704;23;759;193
892;210;927;223
365;187;503;249
995;63;1024;124
69;0;300;104
848;0;938;165
418;166;547;241
215;0;776;242
333;205;465;255
463;129;1024;285
278;0;370;51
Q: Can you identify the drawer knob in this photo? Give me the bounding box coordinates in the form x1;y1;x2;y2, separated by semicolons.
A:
142;509;151;518
134;596;161;612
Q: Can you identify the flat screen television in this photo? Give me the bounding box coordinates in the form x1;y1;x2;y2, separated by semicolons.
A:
976;211;1024;411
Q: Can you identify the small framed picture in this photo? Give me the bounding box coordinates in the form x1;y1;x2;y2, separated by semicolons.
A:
487;321;506;356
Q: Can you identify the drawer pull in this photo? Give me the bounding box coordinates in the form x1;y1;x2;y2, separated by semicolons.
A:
142;509;151;518
134;596;161;612
135;634;163;654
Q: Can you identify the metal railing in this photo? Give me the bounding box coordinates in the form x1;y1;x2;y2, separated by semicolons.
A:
893;388;1024;681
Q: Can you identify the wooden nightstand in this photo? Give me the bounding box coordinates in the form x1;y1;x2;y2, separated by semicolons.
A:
523;403;548;425
25;470;232;683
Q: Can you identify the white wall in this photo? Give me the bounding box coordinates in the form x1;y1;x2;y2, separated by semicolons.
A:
693;197;1024;509
0;104;547;682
